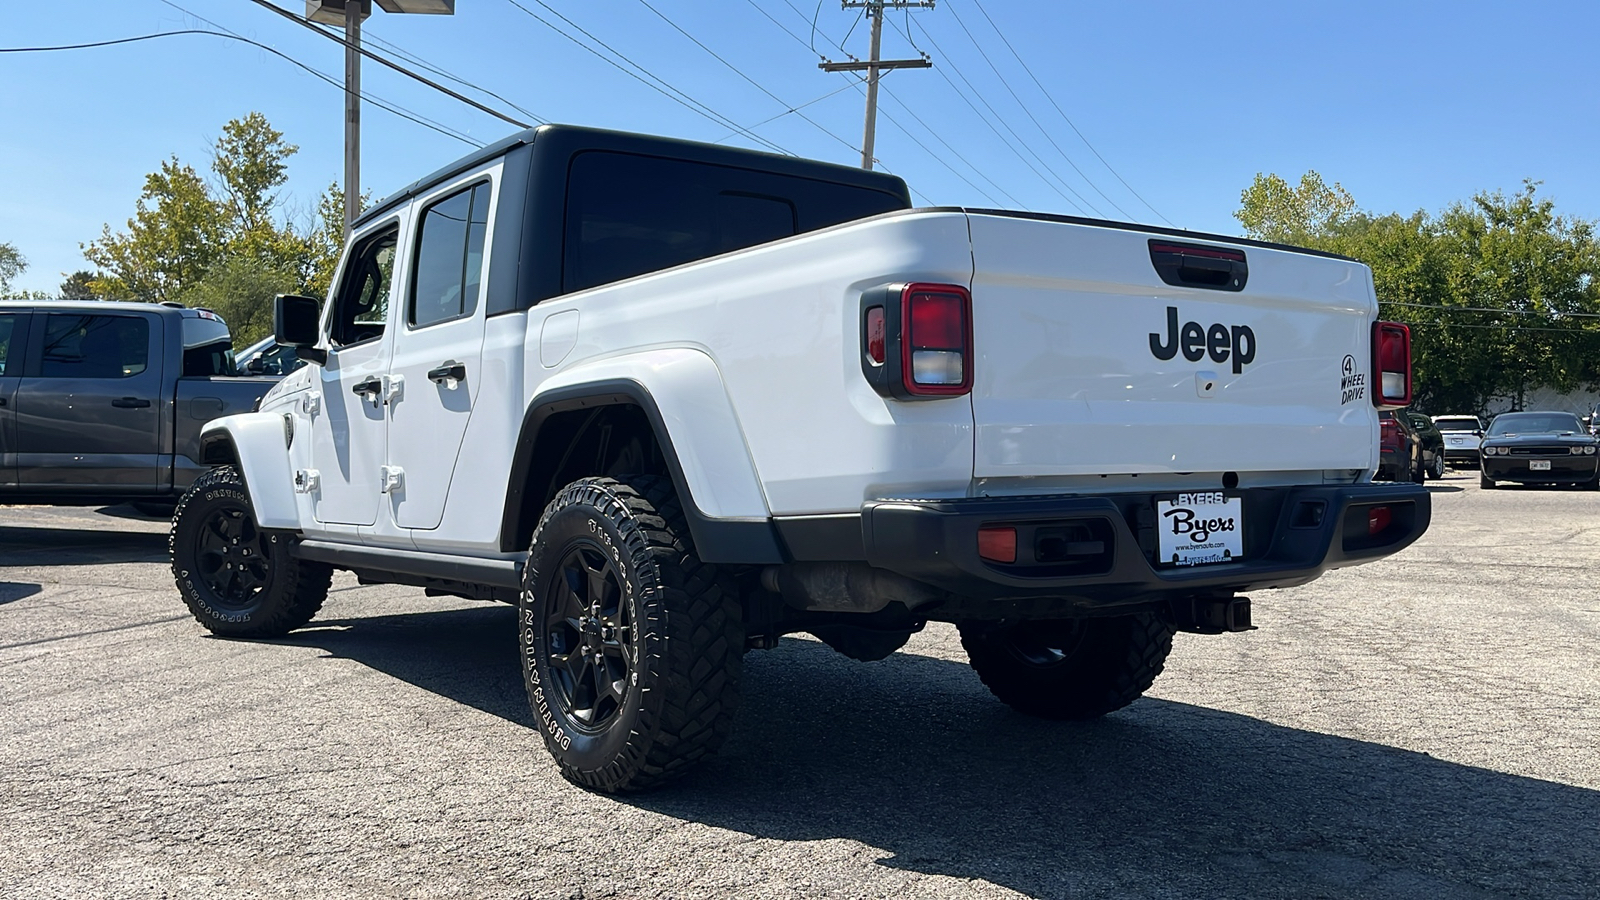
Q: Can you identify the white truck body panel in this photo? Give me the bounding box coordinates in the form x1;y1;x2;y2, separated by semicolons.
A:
965;214;1379;485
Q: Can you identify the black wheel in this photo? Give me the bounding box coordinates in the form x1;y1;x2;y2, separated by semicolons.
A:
1480;473;1496;490
1428;453;1445;480
958;613;1175;720
170;466;331;637
521;475;742;793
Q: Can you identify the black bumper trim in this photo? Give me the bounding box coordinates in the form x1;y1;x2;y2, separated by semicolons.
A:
859;484;1431;605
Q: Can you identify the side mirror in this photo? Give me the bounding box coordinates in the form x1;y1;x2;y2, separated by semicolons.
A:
274;294;326;365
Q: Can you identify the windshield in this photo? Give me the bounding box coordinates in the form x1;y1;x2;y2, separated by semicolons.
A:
1487;413;1583;437
1433;417;1481;432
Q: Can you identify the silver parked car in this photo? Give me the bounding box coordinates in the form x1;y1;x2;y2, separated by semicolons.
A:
1432;414;1485;468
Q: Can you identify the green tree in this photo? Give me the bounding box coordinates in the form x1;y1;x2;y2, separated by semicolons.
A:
58;270;102;300
1235;171;1357;245
82;113;346;332
0;242;26;293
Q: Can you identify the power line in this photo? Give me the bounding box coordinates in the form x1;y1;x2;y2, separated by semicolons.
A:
708;81;859;144
940;0;1135;221
633;0;861;157
899;15;1099;216
876;85;1015;207
3;26;482;147
964;0;1173;226
337;28;546;126
242;0;534;129
1386;301;1600;319
501;0;791;155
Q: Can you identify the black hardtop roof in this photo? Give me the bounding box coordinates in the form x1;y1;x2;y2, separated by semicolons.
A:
354;123;912;228
0;299;220;319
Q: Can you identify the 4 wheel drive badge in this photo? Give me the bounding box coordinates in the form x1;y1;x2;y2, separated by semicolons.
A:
1340;354;1365;404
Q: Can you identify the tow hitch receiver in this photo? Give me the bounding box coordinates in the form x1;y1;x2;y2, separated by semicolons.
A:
1172;596;1254;634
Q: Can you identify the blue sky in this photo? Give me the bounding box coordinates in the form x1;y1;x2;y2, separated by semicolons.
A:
3;0;1597;294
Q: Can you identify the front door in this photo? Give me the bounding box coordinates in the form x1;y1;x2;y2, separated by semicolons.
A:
386;177;492;531
307;224;400;527
15;311;164;491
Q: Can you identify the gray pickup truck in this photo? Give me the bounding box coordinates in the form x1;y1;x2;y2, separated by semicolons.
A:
0;300;275;508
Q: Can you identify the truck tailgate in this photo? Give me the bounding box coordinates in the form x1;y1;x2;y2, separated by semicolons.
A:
967;213;1377;479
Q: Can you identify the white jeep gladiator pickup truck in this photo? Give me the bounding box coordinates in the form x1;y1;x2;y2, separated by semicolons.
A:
170;124;1430;792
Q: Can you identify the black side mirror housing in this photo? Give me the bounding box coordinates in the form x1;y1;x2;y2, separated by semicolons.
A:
245;357;267;375
274;294;326;365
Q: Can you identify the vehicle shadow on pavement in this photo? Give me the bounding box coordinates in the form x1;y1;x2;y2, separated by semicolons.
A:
281;606;1597;900
1424;483;1464;493
0;526;169;567
0;582;42;604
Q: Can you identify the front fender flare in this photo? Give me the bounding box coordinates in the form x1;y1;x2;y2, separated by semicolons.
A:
198;413;300;530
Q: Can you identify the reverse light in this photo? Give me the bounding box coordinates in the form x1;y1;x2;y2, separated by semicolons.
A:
977;526;1017;563
1372;321;1412;408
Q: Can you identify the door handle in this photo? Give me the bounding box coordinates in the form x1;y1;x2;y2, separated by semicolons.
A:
427;362;467;384
111;397;152;409
351;376;383;399
0;397;7;407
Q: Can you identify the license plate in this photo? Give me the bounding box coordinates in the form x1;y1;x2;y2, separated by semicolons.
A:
1156;493;1243;567
1530;459;1552;471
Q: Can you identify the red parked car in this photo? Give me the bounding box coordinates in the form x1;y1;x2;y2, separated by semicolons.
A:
1377;410;1424;483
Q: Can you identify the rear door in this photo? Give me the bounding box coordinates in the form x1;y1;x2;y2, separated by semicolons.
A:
385;173;493;531
965;214;1377;480
15;310;165;491
0;311;29;490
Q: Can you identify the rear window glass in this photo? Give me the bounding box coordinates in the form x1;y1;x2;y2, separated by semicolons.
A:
1432;417;1481;432
41;314;149;378
562;150;907;294
181;313;231;349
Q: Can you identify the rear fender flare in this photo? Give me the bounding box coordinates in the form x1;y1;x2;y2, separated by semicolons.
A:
501;349;781;564
198;414;300;530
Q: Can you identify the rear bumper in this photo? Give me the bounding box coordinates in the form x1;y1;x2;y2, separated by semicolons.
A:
859;484;1430;609
1482;456;1598;483
1444;448;1479;463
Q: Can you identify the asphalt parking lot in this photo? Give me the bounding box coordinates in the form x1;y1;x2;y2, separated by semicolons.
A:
2;470;1598;899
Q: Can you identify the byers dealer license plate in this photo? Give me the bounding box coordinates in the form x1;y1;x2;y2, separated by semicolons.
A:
1157;492;1243;567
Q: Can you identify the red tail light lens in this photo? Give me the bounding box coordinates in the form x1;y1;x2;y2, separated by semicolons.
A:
902;283;973;396
1368;505;1392;536
1372;321;1412;408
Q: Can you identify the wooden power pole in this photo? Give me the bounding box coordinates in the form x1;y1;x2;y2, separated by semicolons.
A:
820;1;934;170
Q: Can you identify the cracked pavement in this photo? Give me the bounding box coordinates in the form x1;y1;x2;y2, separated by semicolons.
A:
2;472;1598;899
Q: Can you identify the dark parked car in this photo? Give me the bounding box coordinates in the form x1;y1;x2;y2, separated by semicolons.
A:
1404;411;1446;479
0;301;276;507
1479;410;1600;490
1377;410;1424;483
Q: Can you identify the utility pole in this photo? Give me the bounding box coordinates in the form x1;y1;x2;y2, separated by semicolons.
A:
820;0;934;170
305;1;457;239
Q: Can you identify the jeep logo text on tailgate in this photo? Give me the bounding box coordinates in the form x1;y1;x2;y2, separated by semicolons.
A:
1149;306;1257;374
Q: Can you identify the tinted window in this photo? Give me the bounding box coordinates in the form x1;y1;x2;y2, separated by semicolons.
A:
411;182;490;328
1488;413;1583;436
0;314;17;376
332;229;398;346
563;151;906;294
1433;417;1481;432
40;314;148;378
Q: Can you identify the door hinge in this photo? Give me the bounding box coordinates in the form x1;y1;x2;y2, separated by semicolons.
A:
293;468;320;494
384;375;405;405
302;392;321;416
380;466;404;493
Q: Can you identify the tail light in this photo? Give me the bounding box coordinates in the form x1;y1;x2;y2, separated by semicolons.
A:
1367;505;1392;536
861;282;974;400
1379;418;1401;451
1372;322;1412;408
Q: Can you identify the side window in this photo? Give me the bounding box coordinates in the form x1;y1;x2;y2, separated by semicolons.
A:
0;314;17;376
331;228;399;347
40;314;149;378
410;181;490;328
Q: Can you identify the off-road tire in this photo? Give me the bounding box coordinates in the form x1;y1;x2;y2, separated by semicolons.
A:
1428;453;1445;480
170;466;331;638
960;613;1175;720
1480;473;1497;490
520;475;742;793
